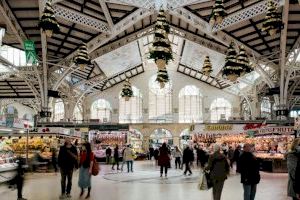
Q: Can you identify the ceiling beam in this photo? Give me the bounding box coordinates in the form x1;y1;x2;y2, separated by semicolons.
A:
53;5;110;33
0;0;27;46
99;1;114;29
51;8;153;90
212;0;284;32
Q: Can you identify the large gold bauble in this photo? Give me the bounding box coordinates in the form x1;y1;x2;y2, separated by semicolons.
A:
216;16;223;24
45;29;53;37
227;74;239;81
79;63;87;70
160;82;165;89
156;59;166;70
268;29;276;36
125;96;130;101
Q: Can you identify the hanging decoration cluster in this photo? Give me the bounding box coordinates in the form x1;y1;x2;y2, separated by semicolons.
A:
209;0;226;26
73;43;91;70
38;0;60;37
121;79;134;101
202;56;213;76
261;0;283;36
222;42;252;81
156;68;170;89
149;9;173;69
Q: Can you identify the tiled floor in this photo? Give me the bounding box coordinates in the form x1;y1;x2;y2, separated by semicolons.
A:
0;161;289;200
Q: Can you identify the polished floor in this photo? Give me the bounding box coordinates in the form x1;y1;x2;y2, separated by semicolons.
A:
0;161;289;200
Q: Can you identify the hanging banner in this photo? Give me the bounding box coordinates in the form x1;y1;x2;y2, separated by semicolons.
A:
204;124;233;131
24;40;38;64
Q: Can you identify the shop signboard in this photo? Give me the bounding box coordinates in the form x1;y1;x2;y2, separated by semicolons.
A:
24;40;38;64
257;126;294;135
205;124;233;131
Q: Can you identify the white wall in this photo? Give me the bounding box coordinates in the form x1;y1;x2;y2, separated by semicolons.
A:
84;63;241;123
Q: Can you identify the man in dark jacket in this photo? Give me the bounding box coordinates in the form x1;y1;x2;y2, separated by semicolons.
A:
197;146;207;168
106;146;112;164
239;143;260;200
295;153;300;199
183;146;194;175
58;138;78;199
233;145;241;173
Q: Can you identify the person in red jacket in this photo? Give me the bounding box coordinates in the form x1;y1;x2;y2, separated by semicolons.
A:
158;143;170;177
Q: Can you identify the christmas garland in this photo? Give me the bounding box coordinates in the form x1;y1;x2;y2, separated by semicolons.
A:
209;0;226;25
149;9;173;65
38;0;60;35
261;0;283;36
237;45;253;74
121;79;134;98
156;68;169;83
73;43;91;67
222;42;244;80
202;56;213;76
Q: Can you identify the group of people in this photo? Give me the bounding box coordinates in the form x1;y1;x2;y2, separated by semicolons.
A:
287;138;300;200
105;145;136;173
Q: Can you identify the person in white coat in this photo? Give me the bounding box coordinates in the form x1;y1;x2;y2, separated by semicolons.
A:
123;145;135;173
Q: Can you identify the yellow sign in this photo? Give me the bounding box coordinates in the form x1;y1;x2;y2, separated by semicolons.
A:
205;124;233;131
80;127;89;132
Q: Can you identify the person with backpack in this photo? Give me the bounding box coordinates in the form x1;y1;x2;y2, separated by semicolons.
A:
123;144;135;173
239;143;260;200
206;144;230;200
111;145;120;170
58;138;78;199
78;142;94;199
158;143;171;177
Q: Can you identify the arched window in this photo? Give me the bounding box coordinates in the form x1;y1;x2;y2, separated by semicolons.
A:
241;99;251;120
179;85;203;123
261;97;271;119
149;75;172;123
290;110;299;118
119;86;142;123
4;105;18;118
53;99;64;122
73;105;83;122
91;99;112;122
210;98;232;123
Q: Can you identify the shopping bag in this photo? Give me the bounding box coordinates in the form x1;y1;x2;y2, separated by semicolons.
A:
92;159;100;176
198;170;212;190
204;171;213;189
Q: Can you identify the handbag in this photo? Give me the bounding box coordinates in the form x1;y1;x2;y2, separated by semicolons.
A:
198;170;212;190
92;158;100;176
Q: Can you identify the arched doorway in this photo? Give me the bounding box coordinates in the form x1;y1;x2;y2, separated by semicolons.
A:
149;128;173;148
180;128;192;150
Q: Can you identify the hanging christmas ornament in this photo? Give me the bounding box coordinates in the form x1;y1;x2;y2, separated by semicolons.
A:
209;0;226;26
202;56;213;76
156;68;169;89
38;0;60;37
237;45;253;76
121;79;133;101
222;42;243;82
261;0;283;36
149;9;173;70
73;43;91;70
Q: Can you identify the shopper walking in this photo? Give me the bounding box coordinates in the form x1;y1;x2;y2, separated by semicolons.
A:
287;138;300;200
123;145;135;173
78;142;94;199
206;144;230;200
14;157;26;200
112;145;120;170
239;143;260;200
158;143;171;177
197;146;208;168
106;146;112;164
233;145;241;173
154;148;159;165
183;146;194;175
149;146;154;160
174;146;182;169
228;146;235;168
295;153;300;200
51;147;58;172
58;138;78;199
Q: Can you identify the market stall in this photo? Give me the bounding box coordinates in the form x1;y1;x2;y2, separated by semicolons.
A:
149;128;173;148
